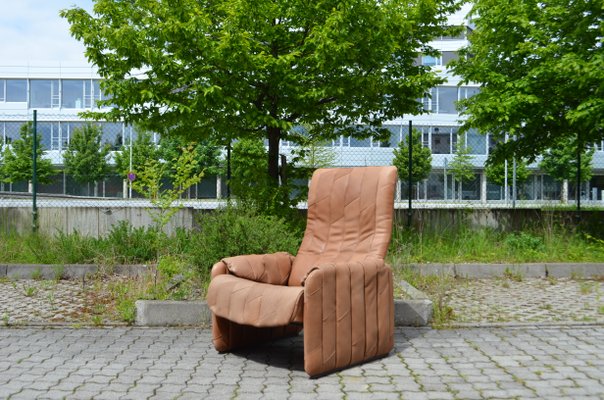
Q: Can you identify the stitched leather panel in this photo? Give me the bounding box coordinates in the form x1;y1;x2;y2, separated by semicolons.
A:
207;274;304;327
222;252;294;285
289;166;397;286
302;260;394;377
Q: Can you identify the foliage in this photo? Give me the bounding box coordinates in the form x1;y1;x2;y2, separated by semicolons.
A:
158;136;223;177
62;0;460;189
104;221;158;264
388;223;604;265
484;156;531;187
229;138;306;219
63;123;110;191
113;130;159;178
229;138;269;203
451;0;604;164
190;205;304;276
539;136;594;182
448;135;475;199
392;129;432;184
1;122;54;184
290;125;337;172
131;143;204;234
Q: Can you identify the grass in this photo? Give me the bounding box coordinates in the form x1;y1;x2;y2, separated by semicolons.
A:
388;225;604;265
393;265;458;327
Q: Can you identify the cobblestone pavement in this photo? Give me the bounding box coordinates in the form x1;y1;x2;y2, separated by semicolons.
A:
1;325;604;399
447;278;604;325
0;279;127;326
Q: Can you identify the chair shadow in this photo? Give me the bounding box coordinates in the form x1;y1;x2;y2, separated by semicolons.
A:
233;333;306;373
230;327;421;375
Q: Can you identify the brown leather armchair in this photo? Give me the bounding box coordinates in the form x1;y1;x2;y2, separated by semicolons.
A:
207;166;398;377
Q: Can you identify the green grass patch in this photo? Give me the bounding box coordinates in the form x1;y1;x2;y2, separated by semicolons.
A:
389;225;604;265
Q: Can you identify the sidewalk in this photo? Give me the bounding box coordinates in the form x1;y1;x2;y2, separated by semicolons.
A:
1;325;603;399
1;270;604;399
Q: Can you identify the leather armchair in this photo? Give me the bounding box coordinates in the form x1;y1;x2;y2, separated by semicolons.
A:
207;166;398;377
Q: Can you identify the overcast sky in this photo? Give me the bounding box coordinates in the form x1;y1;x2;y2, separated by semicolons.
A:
0;0;93;66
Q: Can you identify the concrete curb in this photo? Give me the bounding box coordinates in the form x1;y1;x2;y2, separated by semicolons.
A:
135;296;434;328
408;262;604;279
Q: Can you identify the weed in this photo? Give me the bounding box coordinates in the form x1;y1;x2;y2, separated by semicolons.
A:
503;267;524;282
91;315;104;326
31;267;43;281
580;282;596;295
116;298;136;324
53;265;66;281
547;276;558;285
394;266;457;328
23;286;37;297
2;313;8;326
598;306;604;315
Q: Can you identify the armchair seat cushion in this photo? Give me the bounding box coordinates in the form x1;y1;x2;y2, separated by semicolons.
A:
207;274;305;327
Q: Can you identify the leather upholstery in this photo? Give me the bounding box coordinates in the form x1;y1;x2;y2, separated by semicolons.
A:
206;166;397;377
222;252;294;285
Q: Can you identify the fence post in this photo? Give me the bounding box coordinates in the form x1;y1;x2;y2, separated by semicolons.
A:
32;110;39;233
407;120;412;229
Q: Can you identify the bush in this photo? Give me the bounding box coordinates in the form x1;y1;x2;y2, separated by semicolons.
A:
104;221;158;263
189;205;304;277
504;232;544;252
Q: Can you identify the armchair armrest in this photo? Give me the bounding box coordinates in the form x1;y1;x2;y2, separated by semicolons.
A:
302;259;394;377
216;252;295;285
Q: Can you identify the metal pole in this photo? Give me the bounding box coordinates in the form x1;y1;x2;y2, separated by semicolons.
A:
407;120;412;229
444;158;448;201
512;156;517;209
577;133;581;212
32;110;38;233
226;139;231;199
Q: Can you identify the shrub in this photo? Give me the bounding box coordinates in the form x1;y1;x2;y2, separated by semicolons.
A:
189;205;304;277
104;221;158;263
504;232;544;252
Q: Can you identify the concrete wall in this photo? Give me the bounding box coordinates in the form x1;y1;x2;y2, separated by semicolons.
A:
0;207;196;237
2;206;603;238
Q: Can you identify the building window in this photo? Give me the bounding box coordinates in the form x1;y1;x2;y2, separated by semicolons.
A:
62;80;87;108
442;51;459;65
421;55;441;66
30;80;60;108
466;129;486;155
431;127;453;154
437;87;458;114
6;79;27;102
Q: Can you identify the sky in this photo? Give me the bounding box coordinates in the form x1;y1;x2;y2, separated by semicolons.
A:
0;0;94;66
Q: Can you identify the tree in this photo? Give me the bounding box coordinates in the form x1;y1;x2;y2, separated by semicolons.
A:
158;136;223;178
229;138;270;206
392;129;432;186
61;0;459;189
113;131;159;178
452;0;604;163
539;137;594;184
63;123;111;196
484;155;531;200
449;135;475;200
1;122;54;186
484;157;531;187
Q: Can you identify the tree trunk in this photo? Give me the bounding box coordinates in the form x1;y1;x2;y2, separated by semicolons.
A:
267;127;281;184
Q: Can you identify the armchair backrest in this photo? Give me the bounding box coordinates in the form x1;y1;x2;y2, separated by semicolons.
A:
288;166;398;286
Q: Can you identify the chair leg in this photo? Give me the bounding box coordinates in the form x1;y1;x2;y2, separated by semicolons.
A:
212;314;301;352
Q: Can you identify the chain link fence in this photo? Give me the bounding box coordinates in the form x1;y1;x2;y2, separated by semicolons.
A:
1;113;604;234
